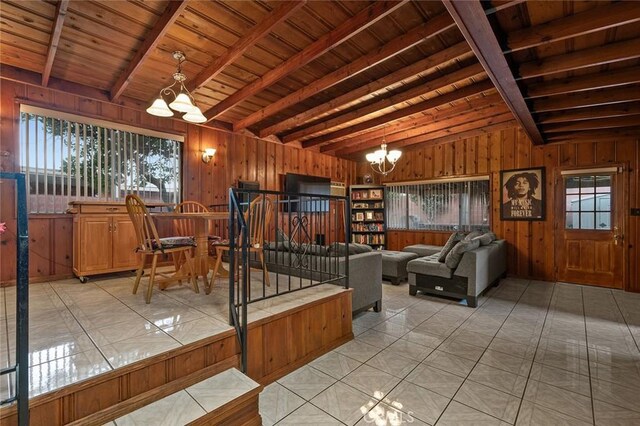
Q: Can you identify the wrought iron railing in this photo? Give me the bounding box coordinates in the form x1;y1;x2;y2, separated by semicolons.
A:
0;173;30;425
226;188;349;372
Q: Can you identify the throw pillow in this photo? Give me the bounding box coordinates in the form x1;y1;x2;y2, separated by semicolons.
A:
438;232;465;263
464;230;483;241
445;238;480;269
473;231;496;246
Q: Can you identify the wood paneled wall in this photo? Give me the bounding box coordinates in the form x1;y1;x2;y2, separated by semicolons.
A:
0;78;355;283
358;127;639;292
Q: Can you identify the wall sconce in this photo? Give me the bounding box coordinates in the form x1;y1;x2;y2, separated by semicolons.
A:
202;148;216;164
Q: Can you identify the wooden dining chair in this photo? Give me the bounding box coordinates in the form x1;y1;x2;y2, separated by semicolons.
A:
174;201;222;254
209;195;274;293
125;194;199;304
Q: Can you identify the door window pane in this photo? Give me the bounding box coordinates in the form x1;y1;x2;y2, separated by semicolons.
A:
564;174;613;231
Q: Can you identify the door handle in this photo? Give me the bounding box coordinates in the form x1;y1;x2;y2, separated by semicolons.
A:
614;226;624;245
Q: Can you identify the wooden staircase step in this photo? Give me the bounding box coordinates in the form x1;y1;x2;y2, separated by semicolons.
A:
108;368;261;426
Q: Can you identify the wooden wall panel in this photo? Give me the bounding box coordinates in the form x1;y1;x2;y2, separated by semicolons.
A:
372;126;639;291
0;78;356;283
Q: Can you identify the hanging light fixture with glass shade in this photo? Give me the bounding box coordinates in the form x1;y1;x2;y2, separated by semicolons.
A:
365;128;402;176
146;51;207;124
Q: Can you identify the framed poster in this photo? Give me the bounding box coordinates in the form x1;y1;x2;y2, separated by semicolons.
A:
500;167;545;221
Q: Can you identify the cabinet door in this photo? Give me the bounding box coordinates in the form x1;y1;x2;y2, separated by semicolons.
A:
111;216;140;269
78;217;112;272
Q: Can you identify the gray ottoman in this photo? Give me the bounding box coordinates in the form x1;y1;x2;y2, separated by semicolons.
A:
380;250;419;285
402;244;442;257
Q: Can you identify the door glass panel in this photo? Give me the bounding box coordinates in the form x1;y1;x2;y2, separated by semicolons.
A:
580;212;595;229
595;194;611;211
565;174;614;230
580;176;595;192
596;212;611;230
596;175;611;193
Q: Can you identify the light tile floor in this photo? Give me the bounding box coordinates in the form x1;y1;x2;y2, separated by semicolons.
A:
0;269;342;399
262;278;640;425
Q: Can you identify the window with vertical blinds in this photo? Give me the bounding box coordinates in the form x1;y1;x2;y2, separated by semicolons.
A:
386;177;490;231
19;106;183;213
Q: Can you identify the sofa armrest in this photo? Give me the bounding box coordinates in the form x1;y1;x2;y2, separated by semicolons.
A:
338;251;382;312
454;240;506;297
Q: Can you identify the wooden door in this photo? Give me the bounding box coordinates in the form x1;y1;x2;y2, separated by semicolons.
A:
556;168;625;288
78;216;111;273
111;216;139;269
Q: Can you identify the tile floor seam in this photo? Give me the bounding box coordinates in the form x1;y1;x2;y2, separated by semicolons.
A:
441;279;535;425
511;282;558;425
49;282;133;369
583;288;598;426
303;400;348;425
610;289;640;354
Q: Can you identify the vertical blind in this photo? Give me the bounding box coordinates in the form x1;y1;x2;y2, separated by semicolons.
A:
386;177;490;231
19;107;182;213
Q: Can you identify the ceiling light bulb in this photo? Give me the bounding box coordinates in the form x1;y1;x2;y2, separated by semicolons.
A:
146;98;174;117
169;92;195;112
387;150;402;162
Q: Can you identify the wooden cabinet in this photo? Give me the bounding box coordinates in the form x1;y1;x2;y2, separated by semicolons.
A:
70;201;140;282
349;185;386;249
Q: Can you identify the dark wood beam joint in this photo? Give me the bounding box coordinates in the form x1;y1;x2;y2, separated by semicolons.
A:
442;0;544;145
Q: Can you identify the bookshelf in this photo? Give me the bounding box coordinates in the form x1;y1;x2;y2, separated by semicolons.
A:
349;184;386;249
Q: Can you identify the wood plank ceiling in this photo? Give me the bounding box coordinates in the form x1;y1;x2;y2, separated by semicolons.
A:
1;0;638;160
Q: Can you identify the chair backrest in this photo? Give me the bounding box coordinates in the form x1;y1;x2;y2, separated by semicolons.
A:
245;195;274;248
174;201;210;237
126;194;161;252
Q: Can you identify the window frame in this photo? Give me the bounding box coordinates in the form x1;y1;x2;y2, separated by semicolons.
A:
18;105;184;214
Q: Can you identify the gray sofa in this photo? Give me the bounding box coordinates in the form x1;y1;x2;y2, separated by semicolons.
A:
261;242;383;313
407;239;506;307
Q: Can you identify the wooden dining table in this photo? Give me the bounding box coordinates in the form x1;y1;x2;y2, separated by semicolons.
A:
151;211;229;289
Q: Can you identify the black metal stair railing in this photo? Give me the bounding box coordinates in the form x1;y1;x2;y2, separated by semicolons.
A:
226;188;349;373
0;173;30;426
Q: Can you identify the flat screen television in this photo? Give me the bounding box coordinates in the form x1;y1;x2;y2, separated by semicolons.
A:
284;173;331;212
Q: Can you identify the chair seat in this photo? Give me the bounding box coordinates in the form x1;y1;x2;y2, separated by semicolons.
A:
151;236;196;250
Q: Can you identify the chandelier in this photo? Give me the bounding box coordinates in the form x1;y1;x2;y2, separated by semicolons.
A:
365;129;401;176
146;51;207;123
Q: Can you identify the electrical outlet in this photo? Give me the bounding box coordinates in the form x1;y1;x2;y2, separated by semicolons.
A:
631;208;640;216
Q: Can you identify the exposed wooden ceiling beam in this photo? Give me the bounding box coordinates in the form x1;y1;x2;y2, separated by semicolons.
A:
284;63;485;143
187;1;305;93
442;0;544;145
110;0;188;101
234;12;456;131
343;120;518;159
258;42;471;138
538;103;640;124
484;0;526;16
327;103;509;155
526;67;640;99
519;38;640;80
546;127;640;143
339;112;515;156
506;2;640;53
42;0;69;87
533;86;640;113
302;80;495;148
320;93;504;153
543;116;640;133
203;0;408;121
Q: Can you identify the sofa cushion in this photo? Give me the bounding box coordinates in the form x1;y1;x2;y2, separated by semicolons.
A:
438;232;465;263
407;256;453;279
330;242;373;256
445;239;481;269
402;244;442;257
473;231;496;246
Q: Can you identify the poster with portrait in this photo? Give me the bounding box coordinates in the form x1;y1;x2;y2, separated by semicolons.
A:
500;167;545;221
